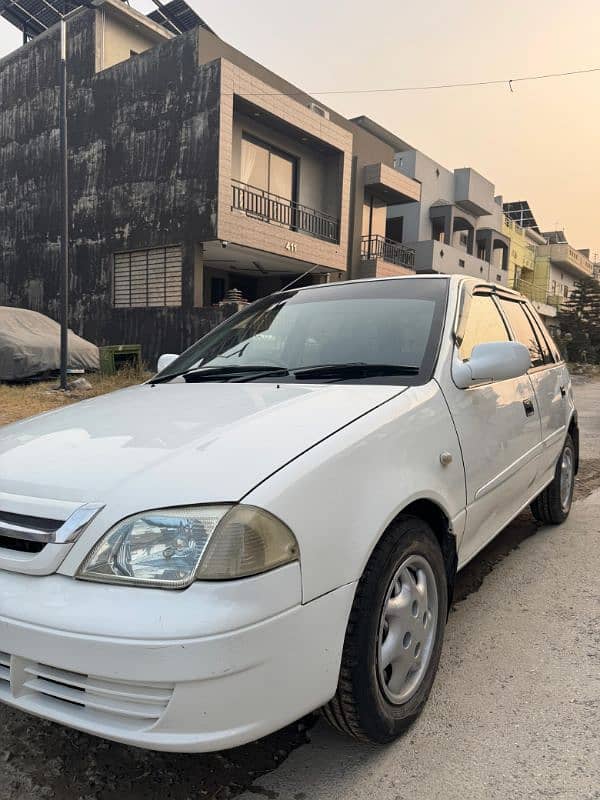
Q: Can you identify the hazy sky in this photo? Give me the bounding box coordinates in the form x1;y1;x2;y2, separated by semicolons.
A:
1;0;598;257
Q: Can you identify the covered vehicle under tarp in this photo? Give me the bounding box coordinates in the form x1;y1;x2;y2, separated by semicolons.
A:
0;307;99;381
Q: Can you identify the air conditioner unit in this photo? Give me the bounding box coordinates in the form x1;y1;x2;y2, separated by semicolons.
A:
308;102;330;120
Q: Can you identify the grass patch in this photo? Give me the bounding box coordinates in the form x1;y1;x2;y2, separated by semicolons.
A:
0;369;151;428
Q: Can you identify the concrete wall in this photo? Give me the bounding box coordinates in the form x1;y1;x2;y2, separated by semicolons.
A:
454;167;496;216
409;239;506;283
0;11;223;361
95;7;169;72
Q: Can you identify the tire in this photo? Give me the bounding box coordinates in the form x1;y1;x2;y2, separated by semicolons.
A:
530;434;576;525
322;516;448;744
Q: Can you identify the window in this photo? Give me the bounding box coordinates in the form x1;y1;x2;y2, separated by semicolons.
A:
241;136;296;201
157;278;449;386
459;294;509;361
113;246;182;308
497;298;544;367
523;305;556;364
458;259;465;268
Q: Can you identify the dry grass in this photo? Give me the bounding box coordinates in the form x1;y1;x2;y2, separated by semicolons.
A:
0;369;152;428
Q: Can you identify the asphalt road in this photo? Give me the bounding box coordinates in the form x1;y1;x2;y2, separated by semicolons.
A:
1;378;599;800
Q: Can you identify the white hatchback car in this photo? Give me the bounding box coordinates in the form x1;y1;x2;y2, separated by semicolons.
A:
0;275;577;752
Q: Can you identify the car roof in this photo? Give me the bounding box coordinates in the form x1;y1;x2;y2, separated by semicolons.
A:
287;274;523;299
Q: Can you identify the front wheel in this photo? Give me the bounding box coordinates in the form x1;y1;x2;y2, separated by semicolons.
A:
531;434;575;525
322;516;448;744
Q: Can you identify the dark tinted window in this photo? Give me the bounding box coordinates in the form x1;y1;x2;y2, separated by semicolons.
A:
498;299;544;367
459;294;509;361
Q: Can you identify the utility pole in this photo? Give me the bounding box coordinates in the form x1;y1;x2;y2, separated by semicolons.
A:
59;19;69;390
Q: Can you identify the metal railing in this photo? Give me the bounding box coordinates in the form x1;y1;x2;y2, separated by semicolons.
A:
232;180;340;243
361;235;416;269
514;277;563;309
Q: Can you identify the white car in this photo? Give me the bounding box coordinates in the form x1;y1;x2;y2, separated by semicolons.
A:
0;275;577;752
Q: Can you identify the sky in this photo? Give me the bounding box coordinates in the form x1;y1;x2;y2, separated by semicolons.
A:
1;0;599;258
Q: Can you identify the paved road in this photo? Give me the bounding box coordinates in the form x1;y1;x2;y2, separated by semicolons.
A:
1;379;599;800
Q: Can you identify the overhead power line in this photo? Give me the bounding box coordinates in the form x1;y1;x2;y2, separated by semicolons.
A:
233;65;600;97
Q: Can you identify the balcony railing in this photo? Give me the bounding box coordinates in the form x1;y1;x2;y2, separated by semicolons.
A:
361;235;415;269
514;278;563;309
232;180;340;244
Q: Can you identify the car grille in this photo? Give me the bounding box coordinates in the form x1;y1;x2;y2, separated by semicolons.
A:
0;653;174;728
0;509;63;553
0;652;10;687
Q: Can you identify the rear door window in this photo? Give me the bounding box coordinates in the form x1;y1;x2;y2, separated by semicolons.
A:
497;299;544;368
523;305;560;363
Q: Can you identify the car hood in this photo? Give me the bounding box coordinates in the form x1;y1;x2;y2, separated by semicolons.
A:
0;381;406;518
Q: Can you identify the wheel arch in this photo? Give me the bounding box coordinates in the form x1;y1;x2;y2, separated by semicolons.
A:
568;411;579;474
368;498;458;611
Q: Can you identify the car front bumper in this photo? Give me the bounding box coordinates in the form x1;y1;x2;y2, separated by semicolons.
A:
0;566;355;752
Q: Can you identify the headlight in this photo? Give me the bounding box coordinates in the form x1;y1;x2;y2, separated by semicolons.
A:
77;505;299;589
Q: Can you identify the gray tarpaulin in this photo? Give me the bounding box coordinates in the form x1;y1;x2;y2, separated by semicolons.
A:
0;307;99;381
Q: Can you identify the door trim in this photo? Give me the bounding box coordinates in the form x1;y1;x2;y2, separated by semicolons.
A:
474;439;543;501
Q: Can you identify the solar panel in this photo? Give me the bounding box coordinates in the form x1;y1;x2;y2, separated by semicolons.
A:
147;0;214;35
0;0;94;36
0;0;213;40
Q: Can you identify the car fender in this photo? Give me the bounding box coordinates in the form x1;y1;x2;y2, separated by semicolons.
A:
243;381;467;603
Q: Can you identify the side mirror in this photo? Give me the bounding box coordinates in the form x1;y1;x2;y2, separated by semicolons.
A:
157;353;179;373
453;341;531;389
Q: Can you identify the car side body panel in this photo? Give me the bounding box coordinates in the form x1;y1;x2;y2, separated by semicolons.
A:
244;381;466;603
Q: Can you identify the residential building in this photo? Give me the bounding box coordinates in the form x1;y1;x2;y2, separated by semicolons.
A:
536;232;594;311
381;146;511;285
502;201;555;322
593;261;600;282
504;200;594;327
0;0;421;360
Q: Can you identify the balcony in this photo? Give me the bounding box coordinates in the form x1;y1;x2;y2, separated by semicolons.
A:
536;242;593;279
363;163;421;205
232;180;340;244
361;235;415;269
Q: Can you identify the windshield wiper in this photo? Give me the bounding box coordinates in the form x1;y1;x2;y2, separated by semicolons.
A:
151;365;290;385
292;363;420;381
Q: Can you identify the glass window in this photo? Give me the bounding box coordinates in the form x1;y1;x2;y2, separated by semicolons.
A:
459;294;509;361
498;299;544;367
241;136;295;201
156;278;449;386
241;138;269;191
523;305;558;363
270;152;294;200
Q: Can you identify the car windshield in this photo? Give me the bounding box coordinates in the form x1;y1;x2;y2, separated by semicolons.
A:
155;277;449;385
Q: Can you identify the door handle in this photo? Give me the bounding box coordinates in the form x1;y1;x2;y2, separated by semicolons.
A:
560;385;566;397
523;399;535;417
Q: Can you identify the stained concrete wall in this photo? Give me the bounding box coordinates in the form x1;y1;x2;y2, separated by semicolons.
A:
0;10;224;361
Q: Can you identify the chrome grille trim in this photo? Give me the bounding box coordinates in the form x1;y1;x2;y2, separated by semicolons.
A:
0;503;105;545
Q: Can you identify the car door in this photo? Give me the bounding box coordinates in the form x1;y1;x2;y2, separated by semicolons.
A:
497;297;572;483
441;287;543;567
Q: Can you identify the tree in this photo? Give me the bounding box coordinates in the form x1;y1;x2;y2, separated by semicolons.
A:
557;275;600;363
